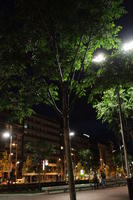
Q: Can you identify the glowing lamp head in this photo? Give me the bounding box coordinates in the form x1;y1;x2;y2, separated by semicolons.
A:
69;132;75;137
92;53;106;63
3;132;10;139
123;41;133;52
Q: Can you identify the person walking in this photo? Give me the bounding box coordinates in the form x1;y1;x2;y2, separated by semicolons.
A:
93;172;99;189
101;171;106;187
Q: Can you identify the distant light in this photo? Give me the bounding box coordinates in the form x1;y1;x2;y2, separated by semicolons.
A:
80;169;85;176
16;161;20;164
122;41;133;52
69;132;75;137
43;160;45;170
3;132;10;139
112;150;116;153
92;53;106;63
24;124;28;129
61;146;63;150
44;159;49;166
131;161;133;165
83;134;90;139
58;158;61;161
11;153;14;156
12;143;16;146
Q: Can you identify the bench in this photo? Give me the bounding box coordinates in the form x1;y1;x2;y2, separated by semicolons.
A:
42;185;68;194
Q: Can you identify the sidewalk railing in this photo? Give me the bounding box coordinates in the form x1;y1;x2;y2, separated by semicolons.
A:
41;179;127;194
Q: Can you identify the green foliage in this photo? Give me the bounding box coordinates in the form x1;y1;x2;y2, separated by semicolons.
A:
78;148;99;171
25;140;56;165
93;86;133;135
89;52;133;103
23;139;56;173
0;0;125;121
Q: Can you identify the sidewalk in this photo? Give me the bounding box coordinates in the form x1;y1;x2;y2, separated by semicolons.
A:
0;186;129;200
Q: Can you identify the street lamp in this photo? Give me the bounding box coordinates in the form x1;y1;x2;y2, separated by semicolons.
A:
92;53;106;63
69;131;75;137
12;143;18;182
3;129;12;182
3;132;10;139
92;49;131;178
92;42;133;199
122;40;133;52
83;134;90;139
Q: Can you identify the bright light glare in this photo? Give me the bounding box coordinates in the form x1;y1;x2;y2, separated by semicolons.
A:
83;134;90;138
123;41;133;52
3;132;10;139
92;53;106;63
69;132;75;137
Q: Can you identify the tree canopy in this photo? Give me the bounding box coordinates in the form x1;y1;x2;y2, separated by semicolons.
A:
0;1;125;199
0;0;125;119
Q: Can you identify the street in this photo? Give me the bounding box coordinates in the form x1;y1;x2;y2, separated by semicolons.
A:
0;186;129;200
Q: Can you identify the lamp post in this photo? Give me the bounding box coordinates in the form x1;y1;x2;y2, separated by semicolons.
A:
92;48;131;179
64;131;75;181
122;40;133;200
93;43;133;199
12;143;18;182
3;125;12;182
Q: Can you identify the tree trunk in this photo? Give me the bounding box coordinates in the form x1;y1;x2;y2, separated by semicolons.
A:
62;84;76;200
38;162;41;191
116;87;130;178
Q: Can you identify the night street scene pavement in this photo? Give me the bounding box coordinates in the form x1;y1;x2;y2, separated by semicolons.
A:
0;187;129;200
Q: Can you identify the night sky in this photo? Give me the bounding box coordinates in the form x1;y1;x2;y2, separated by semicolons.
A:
35;0;133;143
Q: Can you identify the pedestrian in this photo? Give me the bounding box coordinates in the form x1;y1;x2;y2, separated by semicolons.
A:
101;171;106;187
93;171;99;189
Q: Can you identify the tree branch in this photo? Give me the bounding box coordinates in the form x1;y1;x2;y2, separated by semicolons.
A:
54;38;64;82
69;37;91;112
69;34;83;83
48;89;63;116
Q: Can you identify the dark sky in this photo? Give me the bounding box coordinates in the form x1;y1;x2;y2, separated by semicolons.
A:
35;0;133;143
119;0;133;40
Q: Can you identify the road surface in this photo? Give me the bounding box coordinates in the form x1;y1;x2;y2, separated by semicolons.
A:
0;186;129;200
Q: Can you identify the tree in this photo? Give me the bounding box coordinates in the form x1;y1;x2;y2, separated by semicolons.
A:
88;51;133;102
78;148;99;173
89;51;133;142
0;151;9;175
79;148;99;175
0;1;125;199
24;139;55;190
22;155;33;173
93;86;133;148
89;52;133;179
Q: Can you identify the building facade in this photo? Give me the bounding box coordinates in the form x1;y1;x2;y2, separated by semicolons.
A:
0;113;115;183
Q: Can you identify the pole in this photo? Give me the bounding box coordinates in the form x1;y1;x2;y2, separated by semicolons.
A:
119;145;124;175
116;87;130;178
8;125;12;182
15;144;18;183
